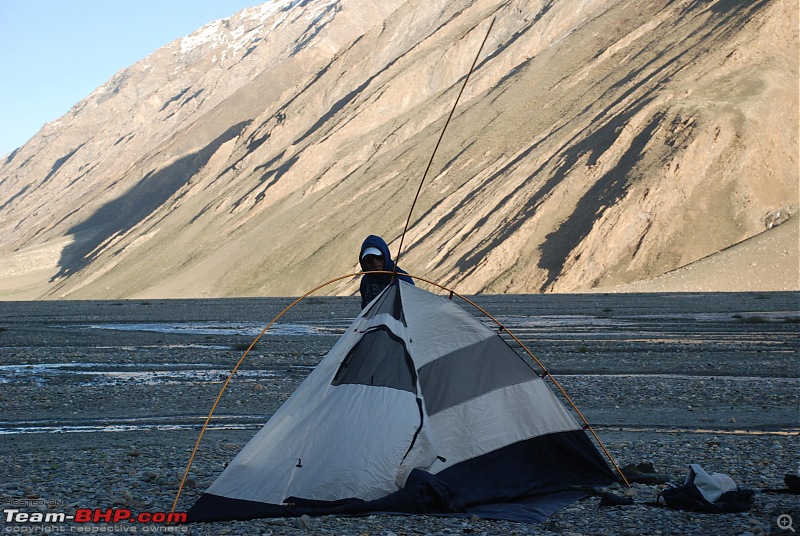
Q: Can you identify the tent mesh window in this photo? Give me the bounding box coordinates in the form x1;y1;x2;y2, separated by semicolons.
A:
331;326;416;392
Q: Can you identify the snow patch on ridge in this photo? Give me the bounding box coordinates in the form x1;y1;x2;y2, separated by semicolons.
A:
179;0;341;55
180;20;224;54
179;0;302;55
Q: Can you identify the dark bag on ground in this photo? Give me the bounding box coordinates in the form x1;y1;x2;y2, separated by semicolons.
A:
657;464;754;513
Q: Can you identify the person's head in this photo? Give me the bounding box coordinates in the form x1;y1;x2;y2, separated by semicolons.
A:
360;247;385;272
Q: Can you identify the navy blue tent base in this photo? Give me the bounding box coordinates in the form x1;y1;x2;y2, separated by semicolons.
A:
187;482;586;523
188;481;588;524
187;430;618;524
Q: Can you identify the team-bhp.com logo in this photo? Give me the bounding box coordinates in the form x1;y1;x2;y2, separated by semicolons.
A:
4;507;187;532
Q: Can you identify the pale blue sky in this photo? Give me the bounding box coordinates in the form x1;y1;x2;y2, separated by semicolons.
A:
0;0;261;157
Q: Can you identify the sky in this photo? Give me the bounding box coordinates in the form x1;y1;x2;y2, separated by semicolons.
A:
0;0;262;157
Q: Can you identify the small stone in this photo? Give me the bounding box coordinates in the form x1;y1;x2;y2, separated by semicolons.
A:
292;514;311;529
141;471;158;482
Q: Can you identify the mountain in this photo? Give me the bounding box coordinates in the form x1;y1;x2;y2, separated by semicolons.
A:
0;0;797;300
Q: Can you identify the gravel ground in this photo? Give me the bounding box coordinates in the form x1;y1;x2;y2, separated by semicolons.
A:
1;292;798;535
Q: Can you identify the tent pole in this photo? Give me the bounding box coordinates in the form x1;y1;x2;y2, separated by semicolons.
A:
171;272;366;515
394;17;495;274
372;15;627;482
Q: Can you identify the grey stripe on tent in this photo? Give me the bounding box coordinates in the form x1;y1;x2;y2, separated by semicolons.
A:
418;335;537;415
331;326;415;392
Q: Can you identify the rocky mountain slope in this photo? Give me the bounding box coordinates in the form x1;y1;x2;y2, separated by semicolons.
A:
0;0;797;300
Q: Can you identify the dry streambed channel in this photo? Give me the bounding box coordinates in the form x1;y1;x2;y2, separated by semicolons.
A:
0;291;798;535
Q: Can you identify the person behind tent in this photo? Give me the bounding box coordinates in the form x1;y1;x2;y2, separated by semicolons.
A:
359;235;414;308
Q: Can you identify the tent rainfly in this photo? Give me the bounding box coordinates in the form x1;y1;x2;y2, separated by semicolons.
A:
187;280;618;523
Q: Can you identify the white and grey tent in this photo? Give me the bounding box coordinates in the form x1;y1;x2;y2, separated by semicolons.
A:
187;280;618;523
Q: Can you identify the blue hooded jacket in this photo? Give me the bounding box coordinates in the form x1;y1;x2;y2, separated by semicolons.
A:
359;235;414;308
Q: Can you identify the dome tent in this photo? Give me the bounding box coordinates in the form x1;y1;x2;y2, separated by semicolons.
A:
187;280;618;523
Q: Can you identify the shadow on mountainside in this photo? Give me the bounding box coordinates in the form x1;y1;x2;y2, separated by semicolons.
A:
412;0;771;291
50;121;250;285
535;0;772;291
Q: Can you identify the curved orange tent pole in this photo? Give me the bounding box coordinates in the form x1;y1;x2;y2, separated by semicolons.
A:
171;272;628;513
170;272;361;514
